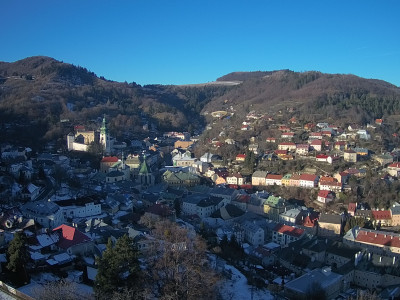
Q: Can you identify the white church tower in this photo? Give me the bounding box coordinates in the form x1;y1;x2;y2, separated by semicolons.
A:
100;115;111;154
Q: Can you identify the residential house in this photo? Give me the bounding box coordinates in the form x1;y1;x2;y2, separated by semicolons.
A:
284;267;343;300
275;149;288;157
215;176;226;185
172;152;197;167
319;181;342;192
248;144;259;154
391;203;400;226
316;154;332;164
373;154;394;166
281;132;294;140
279;208;304;225
235;154;246;162
162;170;201;187
265;174;283;186
372;210;392;227
242;221;264;246
299;173;319;188
348;202;357;216
196;197;224;218
55;197;102;221
174;140;194;149
53;224;94;256
318;214;342;236
334;171;350;184
388;162;400;177
354;147;369;156
317;190;335;204
21;200;64;229
296;144;309;156
334;141;347;151
210;187;239;205
343;227;400;256
278;142;296;151
100;156;119;173
266;137;276;143
309;132;323;140
226;173;244;186
264;195;286;222
321;130;332;138
231;194;251;211
182;194;208;216
310;139;323;151
272;224;305;247
281;174;292;186
357;129;370;140
252;171;267;186
21;183;41;201
288;173;301;187
344;149;357;163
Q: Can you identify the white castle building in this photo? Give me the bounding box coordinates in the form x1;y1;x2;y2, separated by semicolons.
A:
67;115;114;154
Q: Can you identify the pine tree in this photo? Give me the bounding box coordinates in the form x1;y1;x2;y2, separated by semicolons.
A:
94;235;141;298
7;232;29;284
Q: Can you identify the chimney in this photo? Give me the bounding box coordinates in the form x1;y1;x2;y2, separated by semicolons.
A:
393;257;396;265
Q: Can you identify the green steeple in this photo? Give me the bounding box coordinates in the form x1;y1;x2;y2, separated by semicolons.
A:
100;115;108;134
139;154;149;174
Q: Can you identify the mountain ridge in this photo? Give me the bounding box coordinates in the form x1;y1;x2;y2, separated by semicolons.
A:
1;56;400;149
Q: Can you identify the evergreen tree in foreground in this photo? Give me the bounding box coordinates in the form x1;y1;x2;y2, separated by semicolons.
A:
7;232;29;285
94;235;141;298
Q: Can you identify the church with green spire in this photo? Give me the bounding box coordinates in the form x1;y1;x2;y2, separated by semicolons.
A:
138;154;154;186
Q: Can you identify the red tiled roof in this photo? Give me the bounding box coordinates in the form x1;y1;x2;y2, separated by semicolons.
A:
316;154;328;159
302;216;315;227
318;190;331;198
319;176;335;183
274;224;304;237
279;142;296;146
235;195;251;203
53;224;91;249
275;150;287;155
356;229;400;248
311;140;322;145
300;173;317;181
266;174;283;180
389;162;400;168
348;202;357;212
372;210;391;220
310;132;322;136
236;154;246;159
101;156;119;163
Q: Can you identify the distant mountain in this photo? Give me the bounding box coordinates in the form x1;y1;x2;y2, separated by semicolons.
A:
206;70;400;125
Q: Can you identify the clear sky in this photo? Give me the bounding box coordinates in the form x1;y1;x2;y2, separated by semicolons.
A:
1;1;399;86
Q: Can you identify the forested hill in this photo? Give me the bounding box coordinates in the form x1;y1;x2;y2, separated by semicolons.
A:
1;56;400;149
0;56;230;148
206;70;400;125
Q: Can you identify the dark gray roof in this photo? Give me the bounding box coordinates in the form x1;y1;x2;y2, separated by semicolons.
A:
319;214;342;224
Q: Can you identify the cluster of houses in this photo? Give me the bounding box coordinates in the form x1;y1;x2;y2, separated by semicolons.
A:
2;109;400;299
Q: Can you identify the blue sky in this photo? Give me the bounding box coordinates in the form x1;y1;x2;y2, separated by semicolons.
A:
1;1;399;86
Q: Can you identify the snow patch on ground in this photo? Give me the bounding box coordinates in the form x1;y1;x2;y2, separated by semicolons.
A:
219;264;273;300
